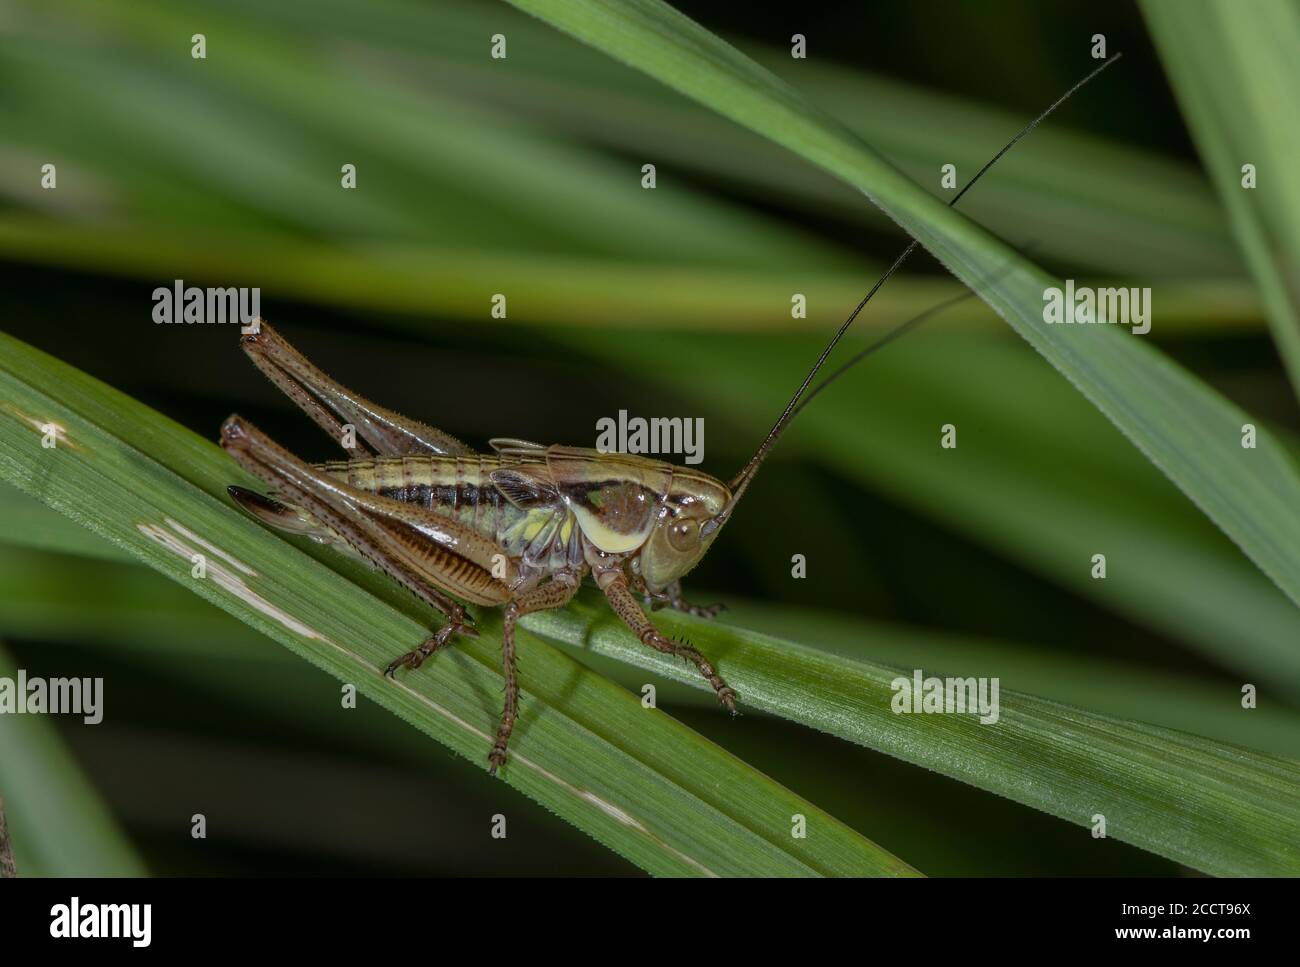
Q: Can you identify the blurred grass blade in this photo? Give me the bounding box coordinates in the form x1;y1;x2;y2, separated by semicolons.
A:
505;0;1300;611
1142;0;1300;398
12;0;1241;280
526;599;1300;877
0;482;130;562
0;641;146;875
0;330;915;878
0;217;1259;334
273;0;1246;276
5;0;850;272
0;0;1269;333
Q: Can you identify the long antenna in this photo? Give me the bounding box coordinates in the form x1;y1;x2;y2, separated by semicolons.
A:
792;286;978;418
792;242;1038;418
703;53;1122;536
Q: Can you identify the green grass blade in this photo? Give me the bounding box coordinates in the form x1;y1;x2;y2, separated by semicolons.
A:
5;531;1299;760
0;330;915;878
0;641;146;875
721;600;1300;760
525;598;1300;877
740;47;1241;279
1142;0;1300;398
504;0;1300;611
4;524;1297;875
0;0;1271;334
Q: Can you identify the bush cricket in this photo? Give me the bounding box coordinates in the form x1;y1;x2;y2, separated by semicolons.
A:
220;55;1120;775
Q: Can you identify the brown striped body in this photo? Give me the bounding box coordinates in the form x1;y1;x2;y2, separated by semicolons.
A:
316;454;512;539
311;453;585;602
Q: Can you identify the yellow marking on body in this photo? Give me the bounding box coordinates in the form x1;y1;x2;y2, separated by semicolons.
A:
572;507;652;554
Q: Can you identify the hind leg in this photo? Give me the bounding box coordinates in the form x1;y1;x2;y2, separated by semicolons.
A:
220;416;502;664
229;477;479;669
240;320;472;457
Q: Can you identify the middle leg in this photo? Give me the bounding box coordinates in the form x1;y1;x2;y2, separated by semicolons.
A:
490;573;581;776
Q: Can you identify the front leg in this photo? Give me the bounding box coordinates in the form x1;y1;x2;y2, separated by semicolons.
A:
490;574;581;776
642;579;727;619
601;573;737;713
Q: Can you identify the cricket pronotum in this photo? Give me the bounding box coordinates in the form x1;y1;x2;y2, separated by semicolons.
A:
220;56;1120;774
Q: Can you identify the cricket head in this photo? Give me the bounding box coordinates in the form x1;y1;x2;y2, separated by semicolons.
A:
541;447;730;591
637;468;731;591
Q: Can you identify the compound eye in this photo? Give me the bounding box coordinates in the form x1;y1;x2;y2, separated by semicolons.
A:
666;516;700;552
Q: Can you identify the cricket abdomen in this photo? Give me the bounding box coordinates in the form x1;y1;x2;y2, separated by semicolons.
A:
315;455;582;575
318;454;503;524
